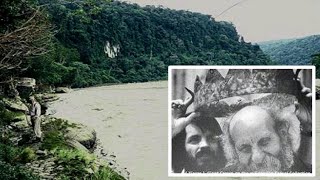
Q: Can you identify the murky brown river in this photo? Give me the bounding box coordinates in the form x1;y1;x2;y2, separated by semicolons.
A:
50;81;319;180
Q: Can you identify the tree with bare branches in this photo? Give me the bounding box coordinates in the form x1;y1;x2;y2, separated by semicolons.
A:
0;0;53;82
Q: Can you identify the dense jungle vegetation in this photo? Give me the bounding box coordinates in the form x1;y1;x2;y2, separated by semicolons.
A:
258;35;320;65
1;0;272;88
1;0;319;179
258;35;320;78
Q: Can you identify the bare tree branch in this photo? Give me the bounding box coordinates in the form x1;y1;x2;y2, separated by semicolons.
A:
0;6;53;79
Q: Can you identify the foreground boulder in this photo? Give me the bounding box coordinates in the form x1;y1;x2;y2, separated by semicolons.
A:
42;117;96;151
55;87;71;93
66;124;97;151
15;77;36;87
35;93;59;103
66;139;90;152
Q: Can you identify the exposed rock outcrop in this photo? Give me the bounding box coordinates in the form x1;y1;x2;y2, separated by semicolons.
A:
66;139;90;152
35;93;59;115
55;87;71;93
1;98;28;112
35;94;59;103
15;77;36;99
66;124;97;151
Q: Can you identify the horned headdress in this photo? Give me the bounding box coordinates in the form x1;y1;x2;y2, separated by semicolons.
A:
192;69;307;117
188;68;311;156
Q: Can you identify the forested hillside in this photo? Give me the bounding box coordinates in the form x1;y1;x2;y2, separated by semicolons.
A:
2;0;272;88
258;35;320;65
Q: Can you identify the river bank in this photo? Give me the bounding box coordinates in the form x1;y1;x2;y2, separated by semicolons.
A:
49;80;320;180
49;81;168;180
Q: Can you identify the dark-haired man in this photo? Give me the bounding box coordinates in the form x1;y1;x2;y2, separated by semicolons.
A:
173;115;226;173
171;90;226;173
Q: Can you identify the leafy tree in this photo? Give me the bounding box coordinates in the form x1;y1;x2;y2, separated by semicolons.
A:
259;35;320;65
18;0;273;88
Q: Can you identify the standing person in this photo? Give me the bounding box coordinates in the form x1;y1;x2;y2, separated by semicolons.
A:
29;96;42;141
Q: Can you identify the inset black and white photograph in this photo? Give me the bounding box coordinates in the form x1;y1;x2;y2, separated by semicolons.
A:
169;66;315;177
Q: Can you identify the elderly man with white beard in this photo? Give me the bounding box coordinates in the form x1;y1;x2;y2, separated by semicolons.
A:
221;83;312;173
172;68;313;173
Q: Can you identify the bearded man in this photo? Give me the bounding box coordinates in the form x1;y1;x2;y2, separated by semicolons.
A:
171;88;226;173
221;85;312;173
172;114;226;173
172;68;313;173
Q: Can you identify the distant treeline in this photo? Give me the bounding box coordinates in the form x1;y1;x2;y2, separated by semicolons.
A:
1;0;272;88
258;35;320;65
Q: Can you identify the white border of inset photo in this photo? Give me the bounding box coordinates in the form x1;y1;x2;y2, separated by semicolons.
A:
168;65;316;177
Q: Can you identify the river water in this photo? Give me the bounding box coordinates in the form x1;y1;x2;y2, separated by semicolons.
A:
50;81;169;180
50;81;319;180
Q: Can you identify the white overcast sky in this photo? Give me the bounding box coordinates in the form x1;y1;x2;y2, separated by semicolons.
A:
122;0;320;43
